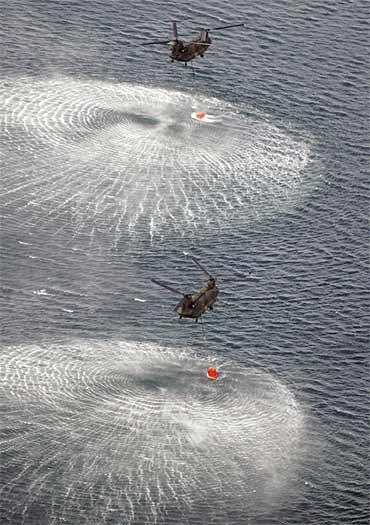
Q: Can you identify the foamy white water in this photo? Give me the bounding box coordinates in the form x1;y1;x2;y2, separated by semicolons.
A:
0;340;305;524
1;78;311;245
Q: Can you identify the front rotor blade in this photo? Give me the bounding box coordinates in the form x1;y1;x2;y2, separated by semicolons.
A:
172;21;179;40
210;23;245;31
151;278;184;296
140;40;172;46
190;256;212;279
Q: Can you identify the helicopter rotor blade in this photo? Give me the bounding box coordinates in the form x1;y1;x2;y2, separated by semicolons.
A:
140;40;173;46
190;256;213;280
172;21;179;40
209;23;245;31
151;278;184;296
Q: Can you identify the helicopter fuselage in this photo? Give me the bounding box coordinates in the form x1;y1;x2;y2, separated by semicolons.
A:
175;285;218;320
170;35;211;63
151;257;218;322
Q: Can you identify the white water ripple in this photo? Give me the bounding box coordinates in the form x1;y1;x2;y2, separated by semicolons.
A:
0;78;311;244
0;340;305;524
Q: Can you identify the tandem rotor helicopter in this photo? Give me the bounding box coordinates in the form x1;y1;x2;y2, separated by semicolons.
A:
151;255;219;322
141;21;245;66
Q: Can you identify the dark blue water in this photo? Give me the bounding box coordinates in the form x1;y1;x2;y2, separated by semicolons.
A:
0;1;369;524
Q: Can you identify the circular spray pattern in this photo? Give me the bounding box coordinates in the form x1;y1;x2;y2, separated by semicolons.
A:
0;78;311;244
0;340;304;524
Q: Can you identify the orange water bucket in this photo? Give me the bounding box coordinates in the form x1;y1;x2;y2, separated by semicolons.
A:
207;367;219;380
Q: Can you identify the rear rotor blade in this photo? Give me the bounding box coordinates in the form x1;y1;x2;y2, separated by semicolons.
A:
151;278;184;296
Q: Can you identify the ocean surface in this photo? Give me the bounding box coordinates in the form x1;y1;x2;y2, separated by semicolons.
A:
0;1;369;524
